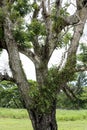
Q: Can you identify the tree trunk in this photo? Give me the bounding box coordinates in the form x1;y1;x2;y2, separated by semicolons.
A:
35;61;48;86
30;65;58;130
4;13;58;130
29;104;58;130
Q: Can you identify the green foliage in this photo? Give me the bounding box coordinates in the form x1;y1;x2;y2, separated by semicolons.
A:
0;81;23;108
0;79;57;113
52;5;69;34
77;44;87;64
80;87;87;100
57;90;79;109
62;33;72;45
29;80;56;114
32;3;39;10
56;32;72;48
8;0;34;48
46;65;76;91
13;29;32;48
1;72;87;110
46;68;87;109
59;7;69;17
13;18;46;46
75;72;87;88
64;72;87;109
58;54;76;82
51;3;69;19
46;67;59;88
52;9;71;47
57;87;87;109
52;16;65;33
12;18;32;48
27;19;46;41
60;2;70;17
10;10;20;22
11;0;31;17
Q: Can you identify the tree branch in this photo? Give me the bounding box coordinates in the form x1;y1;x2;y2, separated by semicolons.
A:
55;0;62;17
0;73;14;82
65;13;79;25
62;83;87;106
32;1;41;20
41;0;55;61
42;0;48;19
62;85;76;102
56;8;87;86
76;0;87;10
64;8;87;72
18;45;40;64
3;3;32;108
62;83;79;104
76;65;87;72
58;48;67;70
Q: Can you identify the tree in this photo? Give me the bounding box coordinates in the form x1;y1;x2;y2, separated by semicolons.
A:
0;80;23;108
0;0;87;130
57;71;87;109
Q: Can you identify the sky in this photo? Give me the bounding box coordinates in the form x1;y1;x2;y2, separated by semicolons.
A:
0;48;65;80
0;0;87;80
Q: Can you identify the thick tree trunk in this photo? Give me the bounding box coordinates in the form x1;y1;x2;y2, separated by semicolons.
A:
4;12;58;130
3;14;31;109
30;64;58;130
29;104;58;130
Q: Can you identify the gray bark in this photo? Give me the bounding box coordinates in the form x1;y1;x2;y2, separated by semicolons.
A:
3;14;31;109
29;101;57;130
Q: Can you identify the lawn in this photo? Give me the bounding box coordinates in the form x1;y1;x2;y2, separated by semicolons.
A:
0;108;87;130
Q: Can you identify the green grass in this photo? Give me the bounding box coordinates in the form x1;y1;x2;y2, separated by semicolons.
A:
59;120;87;130
56;109;87;121
0;118;87;130
0;118;32;130
0;108;87;121
0;108;87;130
0;108;28;119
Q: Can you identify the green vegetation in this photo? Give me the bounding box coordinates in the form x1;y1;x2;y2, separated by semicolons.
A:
56;109;87;121
59;120;87;130
0;75;87;110
0;108;87;121
0;118;32;130
0;108;28;119
0;108;87;130
0;118;87;130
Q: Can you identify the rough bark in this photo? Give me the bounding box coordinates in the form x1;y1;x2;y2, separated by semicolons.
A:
3;12;31;109
29;101;57;130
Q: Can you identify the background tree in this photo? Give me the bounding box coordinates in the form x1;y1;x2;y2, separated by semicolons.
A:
0;80;23;108
0;0;87;130
57;71;87;109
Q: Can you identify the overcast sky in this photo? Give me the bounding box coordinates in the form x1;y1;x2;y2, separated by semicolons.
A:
0;0;87;80
0;48;66;80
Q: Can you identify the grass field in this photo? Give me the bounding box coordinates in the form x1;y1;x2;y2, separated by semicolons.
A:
0;108;87;130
